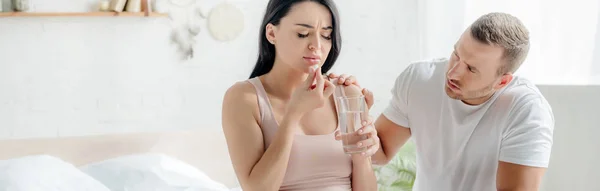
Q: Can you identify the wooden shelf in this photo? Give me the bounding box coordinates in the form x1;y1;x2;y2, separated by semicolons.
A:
0;12;168;17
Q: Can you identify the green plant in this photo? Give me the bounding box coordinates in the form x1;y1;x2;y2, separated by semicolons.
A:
373;140;417;191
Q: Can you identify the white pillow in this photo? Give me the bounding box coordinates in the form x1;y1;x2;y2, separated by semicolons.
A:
79;153;230;191
0;155;110;191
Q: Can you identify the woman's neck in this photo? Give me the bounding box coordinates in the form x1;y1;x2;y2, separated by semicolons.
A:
260;58;309;100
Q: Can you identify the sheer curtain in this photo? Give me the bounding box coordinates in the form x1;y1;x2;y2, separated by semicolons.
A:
411;0;600;85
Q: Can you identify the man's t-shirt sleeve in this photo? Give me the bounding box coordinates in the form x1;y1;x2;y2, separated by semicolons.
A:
382;64;415;128
499;98;555;168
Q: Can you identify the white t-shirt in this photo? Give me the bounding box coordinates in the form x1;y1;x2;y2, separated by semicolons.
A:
382;58;555;191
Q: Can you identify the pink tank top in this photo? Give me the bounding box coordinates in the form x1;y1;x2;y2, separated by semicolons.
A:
247;77;352;191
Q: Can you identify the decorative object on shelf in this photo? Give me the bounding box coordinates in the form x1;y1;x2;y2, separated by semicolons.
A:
0;12;167;17
207;2;244;42
109;0;127;12
126;0;142;12
98;0;111;12
0;0;166;17
1;0;11;12
12;0;29;12
141;0;152;13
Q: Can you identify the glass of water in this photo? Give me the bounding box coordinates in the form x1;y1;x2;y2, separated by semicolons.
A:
337;95;368;154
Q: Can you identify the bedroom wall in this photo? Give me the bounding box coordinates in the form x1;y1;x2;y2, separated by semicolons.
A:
536;85;600;191
0;0;598;190
0;0;419;139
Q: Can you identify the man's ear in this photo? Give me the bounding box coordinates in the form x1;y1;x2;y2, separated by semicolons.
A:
495;73;513;90
265;23;277;44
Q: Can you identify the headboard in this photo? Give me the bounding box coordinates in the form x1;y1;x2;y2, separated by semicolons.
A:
0;128;239;188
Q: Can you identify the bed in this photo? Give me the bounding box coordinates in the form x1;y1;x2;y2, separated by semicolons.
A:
0;128;240;191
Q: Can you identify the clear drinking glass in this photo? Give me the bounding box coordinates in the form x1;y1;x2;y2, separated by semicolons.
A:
337;95;368;154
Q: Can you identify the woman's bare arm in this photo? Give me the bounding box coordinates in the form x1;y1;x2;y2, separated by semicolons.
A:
341;84;378;191
221;82;301;191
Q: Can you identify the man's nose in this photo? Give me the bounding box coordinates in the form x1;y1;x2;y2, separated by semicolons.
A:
447;62;464;80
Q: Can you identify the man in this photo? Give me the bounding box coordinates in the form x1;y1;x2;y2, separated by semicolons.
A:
331;12;554;191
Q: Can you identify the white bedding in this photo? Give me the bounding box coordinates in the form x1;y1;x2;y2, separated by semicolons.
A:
0;155;110;191
0;154;241;191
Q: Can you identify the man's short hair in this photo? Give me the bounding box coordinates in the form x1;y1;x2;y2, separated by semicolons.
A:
470;12;530;75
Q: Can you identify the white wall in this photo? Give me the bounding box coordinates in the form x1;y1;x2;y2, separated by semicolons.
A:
0;0;598;190
0;0;419;139
537;85;600;191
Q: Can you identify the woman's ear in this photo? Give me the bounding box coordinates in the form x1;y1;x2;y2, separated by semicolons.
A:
265;23;277;44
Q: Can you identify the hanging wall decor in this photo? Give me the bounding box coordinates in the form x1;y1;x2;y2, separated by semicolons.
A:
207;2;244;42
156;0;245;60
157;0;205;60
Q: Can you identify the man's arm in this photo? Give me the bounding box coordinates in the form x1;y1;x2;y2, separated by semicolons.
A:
371;115;412;165
496;98;554;191
496;161;546;191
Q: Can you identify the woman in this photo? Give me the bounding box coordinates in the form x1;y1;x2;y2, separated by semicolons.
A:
221;0;379;190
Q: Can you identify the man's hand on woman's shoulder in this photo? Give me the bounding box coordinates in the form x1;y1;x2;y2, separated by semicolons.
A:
327;73;374;109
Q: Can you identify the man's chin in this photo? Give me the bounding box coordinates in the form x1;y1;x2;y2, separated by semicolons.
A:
445;86;461;100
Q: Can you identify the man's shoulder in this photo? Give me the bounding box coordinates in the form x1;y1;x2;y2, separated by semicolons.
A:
402;57;448;82
497;76;554;121
501;77;548;104
406;57;448;73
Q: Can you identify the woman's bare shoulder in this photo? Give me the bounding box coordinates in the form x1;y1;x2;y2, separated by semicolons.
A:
222;80;260;119
224;81;257;104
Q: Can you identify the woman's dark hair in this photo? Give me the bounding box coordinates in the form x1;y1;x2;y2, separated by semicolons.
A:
248;0;341;79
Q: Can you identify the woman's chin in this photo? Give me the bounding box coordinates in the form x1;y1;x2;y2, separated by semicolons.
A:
299;65;319;73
